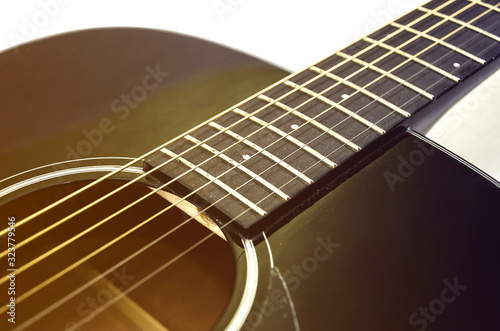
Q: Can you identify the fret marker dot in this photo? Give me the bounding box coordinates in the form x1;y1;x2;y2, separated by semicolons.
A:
291;124;299;130
242;154;250;160
341;94;349;99
453;62;460;68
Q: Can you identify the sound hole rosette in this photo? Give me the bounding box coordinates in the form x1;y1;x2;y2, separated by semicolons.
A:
0;157;259;330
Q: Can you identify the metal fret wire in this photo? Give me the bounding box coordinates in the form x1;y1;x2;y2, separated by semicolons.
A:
0;0;459;239
68;14;500;328
465;0;500;14
335;51;435;99
184;134;291;201
1;0;494;300
66;4;500;327
0;0;467;288
0;0;463;269
390;21;486;63
418;5;500;41
245;0;494;150
0;0;492;296
26;12;500;327
10;1;500;326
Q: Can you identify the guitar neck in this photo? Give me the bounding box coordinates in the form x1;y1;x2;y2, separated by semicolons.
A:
144;0;500;234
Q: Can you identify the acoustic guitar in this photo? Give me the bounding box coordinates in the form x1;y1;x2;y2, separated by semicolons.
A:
1;0;499;330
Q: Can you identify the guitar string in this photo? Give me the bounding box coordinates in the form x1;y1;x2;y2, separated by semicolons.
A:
0;0;457;238
0;0;458;239
0;0;465;268
6;6;476;300
68;18;500;329
6;9;500;320
15;7;500;330
2;5;472;300
8;0;500;324
10;2;500;322
1;0;495;291
0;0;473;279
65;17;500;330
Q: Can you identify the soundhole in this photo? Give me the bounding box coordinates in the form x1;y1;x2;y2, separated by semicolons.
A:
0;179;236;330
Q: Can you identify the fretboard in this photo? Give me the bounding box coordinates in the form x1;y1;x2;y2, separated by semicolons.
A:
144;0;500;232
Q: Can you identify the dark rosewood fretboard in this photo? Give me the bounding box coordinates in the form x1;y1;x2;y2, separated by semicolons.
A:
144;0;500;232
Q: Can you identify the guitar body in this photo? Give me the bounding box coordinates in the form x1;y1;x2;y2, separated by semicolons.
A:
1;28;499;330
248;131;500;330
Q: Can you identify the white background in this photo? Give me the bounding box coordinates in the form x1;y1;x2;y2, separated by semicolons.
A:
1;0;499;180
0;0;423;71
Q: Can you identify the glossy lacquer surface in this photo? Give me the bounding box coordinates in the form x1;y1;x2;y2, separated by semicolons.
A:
0;28;287;180
1;28;499;330
249;131;500;330
0;28;287;330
